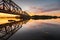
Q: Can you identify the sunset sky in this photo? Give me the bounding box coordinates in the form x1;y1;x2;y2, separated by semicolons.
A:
12;0;60;16
13;0;60;10
0;0;60;17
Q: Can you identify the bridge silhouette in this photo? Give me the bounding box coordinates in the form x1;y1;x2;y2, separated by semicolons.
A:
0;19;29;40
0;0;30;18
0;0;30;40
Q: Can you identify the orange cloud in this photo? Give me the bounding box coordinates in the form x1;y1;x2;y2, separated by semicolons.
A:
29;6;43;13
42;8;60;12
29;6;60;13
27;6;60;16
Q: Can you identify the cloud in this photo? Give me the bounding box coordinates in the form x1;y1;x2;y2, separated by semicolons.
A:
42;2;60;12
28;6;60;14
29;6;43;14
42;8;60;12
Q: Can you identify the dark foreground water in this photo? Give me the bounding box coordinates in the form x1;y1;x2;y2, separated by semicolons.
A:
0;18;60;40
8;18;60;40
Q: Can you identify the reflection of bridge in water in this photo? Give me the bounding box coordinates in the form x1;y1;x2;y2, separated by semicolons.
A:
0;19;29;40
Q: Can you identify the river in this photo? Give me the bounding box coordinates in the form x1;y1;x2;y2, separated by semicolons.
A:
0;18;60;40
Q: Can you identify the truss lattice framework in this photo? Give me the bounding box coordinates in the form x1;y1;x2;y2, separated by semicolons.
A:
0;0;22;15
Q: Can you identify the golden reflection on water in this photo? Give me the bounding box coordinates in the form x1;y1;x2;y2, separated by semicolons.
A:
28;18;60;24
21;18;60;29
0;18;60;25
0;18;20;24
22;18;60;29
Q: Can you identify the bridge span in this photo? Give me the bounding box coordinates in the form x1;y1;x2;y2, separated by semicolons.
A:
0;0;30;18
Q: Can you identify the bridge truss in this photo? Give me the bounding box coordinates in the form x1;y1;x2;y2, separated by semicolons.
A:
0;0;22;15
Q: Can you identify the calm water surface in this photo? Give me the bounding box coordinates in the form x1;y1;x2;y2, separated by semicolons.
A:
0;18;60;40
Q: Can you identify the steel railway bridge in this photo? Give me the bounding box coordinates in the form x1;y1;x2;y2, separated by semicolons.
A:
0;0;30;40
0;0;30;18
